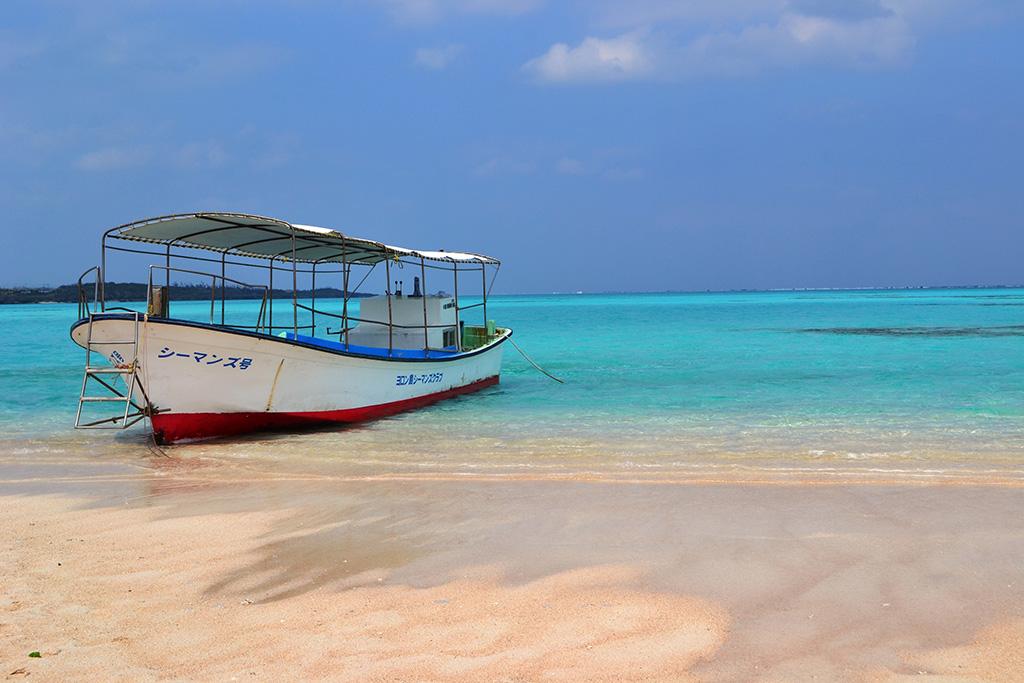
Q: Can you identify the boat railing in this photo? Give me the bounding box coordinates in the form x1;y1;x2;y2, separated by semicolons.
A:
294;302;462;332
77;266;101;319
147;265;270;334
294;302;452;345
293;302;495;352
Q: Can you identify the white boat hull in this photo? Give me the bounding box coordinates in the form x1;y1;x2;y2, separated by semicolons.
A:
71;315;508;443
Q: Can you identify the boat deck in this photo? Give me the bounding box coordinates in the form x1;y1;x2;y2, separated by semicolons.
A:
283;332;459;359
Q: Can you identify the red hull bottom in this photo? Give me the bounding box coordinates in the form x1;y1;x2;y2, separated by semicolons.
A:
150;375;499;444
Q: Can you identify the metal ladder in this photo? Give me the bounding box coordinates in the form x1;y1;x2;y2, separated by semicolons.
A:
74;312;153;430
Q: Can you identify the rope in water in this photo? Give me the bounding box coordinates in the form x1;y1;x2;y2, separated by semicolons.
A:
508;338;565;384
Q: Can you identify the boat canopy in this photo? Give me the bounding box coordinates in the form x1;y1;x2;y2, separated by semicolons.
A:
106;212;500;265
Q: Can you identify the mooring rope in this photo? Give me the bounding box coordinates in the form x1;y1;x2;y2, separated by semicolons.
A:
508;338;565;384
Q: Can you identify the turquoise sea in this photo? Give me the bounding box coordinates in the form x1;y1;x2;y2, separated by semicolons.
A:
2;289;1024;480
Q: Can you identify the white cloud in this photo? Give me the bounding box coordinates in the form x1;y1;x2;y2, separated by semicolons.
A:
525;2;916;83
554;154;643;180
0;119;78;166
75;146;152;171
556;157;586;175
243;130;300;171
683;11;912;75
524;31;654;83
96;31;282;87
473;156;536;176
791;0;893;21
592;0;786;30
602;166;644;181
173;141;228;169
588;0;968;29
0;34;46;70
374;0;541;24
75;140;232;172
414;44;463;69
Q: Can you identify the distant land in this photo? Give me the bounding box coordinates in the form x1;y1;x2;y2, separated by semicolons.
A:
2;282;1022;305
550;284;1024;295
0;282;370;305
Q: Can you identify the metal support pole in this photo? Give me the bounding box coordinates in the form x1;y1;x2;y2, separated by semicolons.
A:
342;264;351;347
100;236;107;312
452;262;460;351
291;232;298;339
268;257;274;333
165;243;171;318
420;257;429;352
311;262;317;336
385;257;394;356
220;252;226;325
341;240;349;348
481;264;487;329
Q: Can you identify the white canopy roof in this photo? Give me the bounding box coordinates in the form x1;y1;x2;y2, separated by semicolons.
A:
107;212;500;265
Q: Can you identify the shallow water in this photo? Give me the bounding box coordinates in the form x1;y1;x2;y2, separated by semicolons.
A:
2;289;1023;479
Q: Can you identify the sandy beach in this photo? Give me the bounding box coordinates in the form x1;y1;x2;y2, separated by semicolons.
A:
2;453;1023;682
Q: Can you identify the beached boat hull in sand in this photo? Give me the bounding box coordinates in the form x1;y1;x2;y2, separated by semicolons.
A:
71;314;508;444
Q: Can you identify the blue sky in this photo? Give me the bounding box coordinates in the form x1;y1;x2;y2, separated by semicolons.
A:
1;0;1022;292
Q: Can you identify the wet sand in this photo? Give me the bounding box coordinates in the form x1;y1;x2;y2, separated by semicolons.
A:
2;454;1024;681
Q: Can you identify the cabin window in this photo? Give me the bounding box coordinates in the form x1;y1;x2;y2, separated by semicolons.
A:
443;328;456;348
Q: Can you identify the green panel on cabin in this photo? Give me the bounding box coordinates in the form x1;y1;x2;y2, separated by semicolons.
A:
462;323;496;350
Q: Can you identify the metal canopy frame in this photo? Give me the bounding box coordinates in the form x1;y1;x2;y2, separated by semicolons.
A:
84;212;500;356
104;212;500;265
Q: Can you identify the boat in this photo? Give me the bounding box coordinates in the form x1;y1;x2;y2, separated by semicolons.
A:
70;212;510;444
